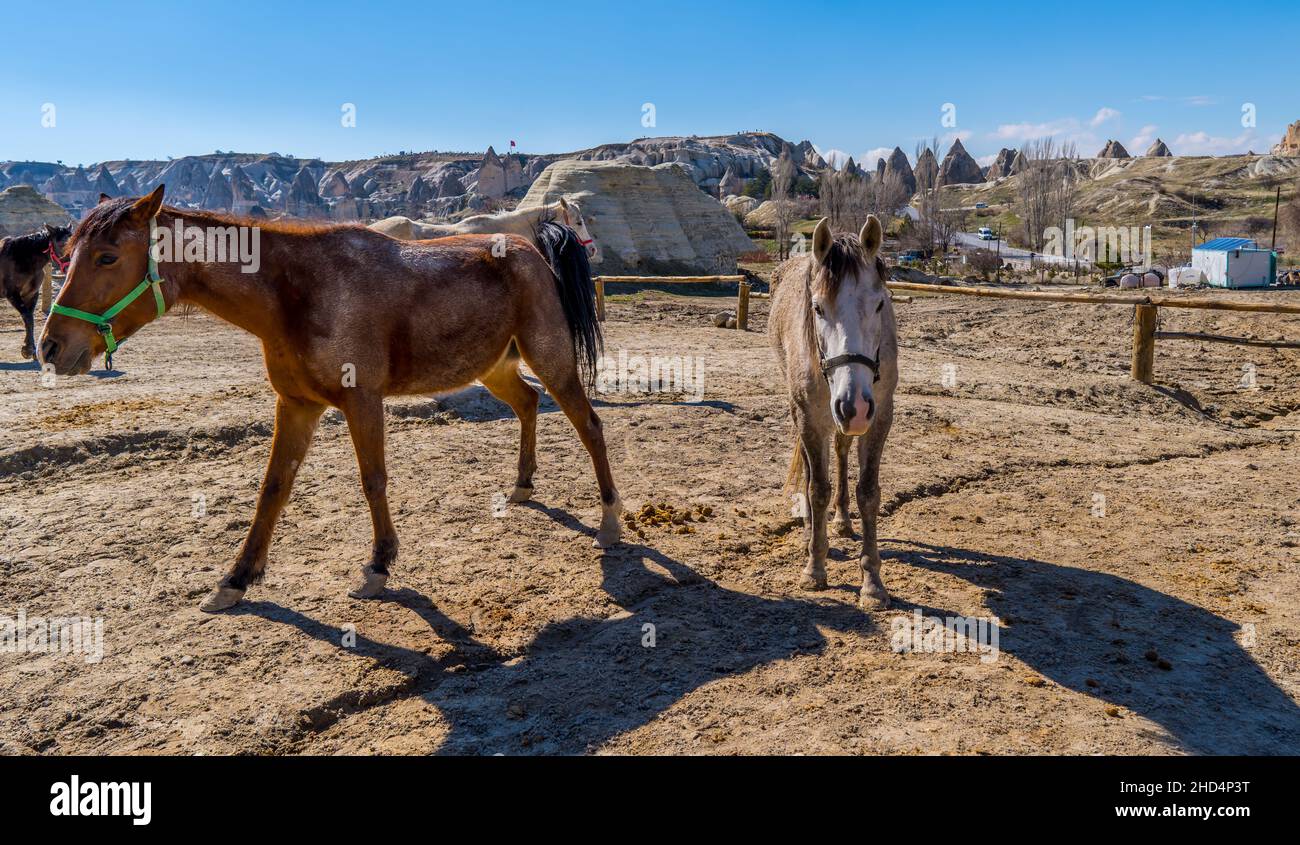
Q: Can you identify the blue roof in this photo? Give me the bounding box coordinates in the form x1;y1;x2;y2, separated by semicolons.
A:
1196;237;1258;251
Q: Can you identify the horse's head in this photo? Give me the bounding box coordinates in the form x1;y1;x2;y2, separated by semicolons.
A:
40;185;167;374
557;197;600;264
44;223;72;261
808;215;890;436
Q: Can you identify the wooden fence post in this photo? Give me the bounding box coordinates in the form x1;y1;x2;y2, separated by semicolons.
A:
41;265;53;313
736;280;750;331
595;277;605;322
1131;302;1157;383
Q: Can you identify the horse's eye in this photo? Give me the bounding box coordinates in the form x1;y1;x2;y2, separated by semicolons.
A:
97;254;118;267
812;303;824;317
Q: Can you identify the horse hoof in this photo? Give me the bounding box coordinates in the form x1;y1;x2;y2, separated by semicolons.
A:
20;346;34;360
832;519;854;538
508;485;533;503
593;526;621;549
199;586;245;613
798;571;828;591
859;583;890;611
348;568;388;599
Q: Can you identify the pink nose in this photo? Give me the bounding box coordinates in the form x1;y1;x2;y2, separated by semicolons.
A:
834;393;874;434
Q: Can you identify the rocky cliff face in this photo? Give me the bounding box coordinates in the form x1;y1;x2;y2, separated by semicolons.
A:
1145;138;1172;157
1096;140;1131;159
2;131;820;225
883;147;915;194
986;148;1017;181
1272;120;1300;156
0;186;73;238
938;138;983;185
520;160;755;276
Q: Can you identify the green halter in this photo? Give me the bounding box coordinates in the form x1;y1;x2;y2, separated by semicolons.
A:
50;218;167;369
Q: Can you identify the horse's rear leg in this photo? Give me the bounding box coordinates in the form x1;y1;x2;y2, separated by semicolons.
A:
480;354;539;503
831;433;854;537
201;397;324;611
519;349;621;548
340;391;397;599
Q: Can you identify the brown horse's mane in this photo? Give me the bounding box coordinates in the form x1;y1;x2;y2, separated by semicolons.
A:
72;198;367;250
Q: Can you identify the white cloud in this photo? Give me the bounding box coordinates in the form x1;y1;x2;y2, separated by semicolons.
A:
817;147;852;168
1171;130;1260;155
1130;124;1159;152
976;154;998;167
1090;107;1122;127
991;118;1081;141
861;146;893;168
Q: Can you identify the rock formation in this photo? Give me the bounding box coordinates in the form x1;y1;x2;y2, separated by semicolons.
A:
986;148;1017;181
938;138;983;185
0;185;73;237
1271;120;1300;156
914;147;939;188
1145;138;1172;157
520;160;756;276
883;147;915;195
202;168;234;210
1096;140;1130;159
92;165;120;197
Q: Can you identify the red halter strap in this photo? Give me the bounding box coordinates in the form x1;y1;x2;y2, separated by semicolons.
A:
47;240;69;273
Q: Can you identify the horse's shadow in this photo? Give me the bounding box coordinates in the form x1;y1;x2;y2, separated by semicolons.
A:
238;526;1299;755
888;540;1300;754
243;505;872;754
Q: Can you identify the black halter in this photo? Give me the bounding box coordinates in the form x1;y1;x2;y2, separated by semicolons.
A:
820;352;880;383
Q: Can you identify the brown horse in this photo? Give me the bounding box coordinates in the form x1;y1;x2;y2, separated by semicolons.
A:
40;186;622;612
1;224;71;359
769;216;898;610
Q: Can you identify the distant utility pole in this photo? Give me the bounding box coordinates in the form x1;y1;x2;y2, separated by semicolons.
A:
1271;185;1281;251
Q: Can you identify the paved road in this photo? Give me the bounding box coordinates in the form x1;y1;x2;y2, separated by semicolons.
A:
952;231;1087;266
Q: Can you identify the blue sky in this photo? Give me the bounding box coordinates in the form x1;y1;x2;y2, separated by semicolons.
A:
2;0;1295;167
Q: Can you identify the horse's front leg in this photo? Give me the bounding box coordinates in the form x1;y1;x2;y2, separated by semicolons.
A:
855;408;894;610
797;423;832;590
340;391;397;598
831;432;854;537
200;397;324;611
19;296;37;360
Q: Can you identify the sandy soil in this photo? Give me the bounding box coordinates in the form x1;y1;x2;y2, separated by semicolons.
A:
1;284;1298;755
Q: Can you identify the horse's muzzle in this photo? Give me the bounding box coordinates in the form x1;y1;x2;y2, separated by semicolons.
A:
833;391;875;435
39;337;91;375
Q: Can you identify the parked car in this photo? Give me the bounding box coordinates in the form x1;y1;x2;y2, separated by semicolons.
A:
974;202;988;209
898;249;926;262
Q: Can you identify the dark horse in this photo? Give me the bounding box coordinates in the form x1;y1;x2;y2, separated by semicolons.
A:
40;186;621;613
1;224;71;359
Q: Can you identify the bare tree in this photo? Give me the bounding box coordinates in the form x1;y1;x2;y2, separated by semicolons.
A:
770;151;797;259
867;167;908;226
1016;137;1079;251
819;162;869;233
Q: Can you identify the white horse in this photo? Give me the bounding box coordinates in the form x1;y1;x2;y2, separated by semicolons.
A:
370;197;600;263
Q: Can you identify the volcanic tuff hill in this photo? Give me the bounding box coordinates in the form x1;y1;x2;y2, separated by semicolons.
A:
0;131;826;224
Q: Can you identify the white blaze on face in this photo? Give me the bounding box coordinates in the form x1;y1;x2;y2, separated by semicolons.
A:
810;215;887;437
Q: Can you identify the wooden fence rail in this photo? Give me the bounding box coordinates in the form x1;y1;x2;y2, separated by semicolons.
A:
588;275;1298;382
883;281;1300;383
593;275;751;329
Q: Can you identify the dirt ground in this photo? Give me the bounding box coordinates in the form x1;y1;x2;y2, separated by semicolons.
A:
2;283;1298;755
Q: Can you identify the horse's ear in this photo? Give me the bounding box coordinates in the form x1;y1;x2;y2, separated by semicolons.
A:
98;193;112;205
131;184;165;221
859;215;883;260
812;217;832;264
558;197;569;209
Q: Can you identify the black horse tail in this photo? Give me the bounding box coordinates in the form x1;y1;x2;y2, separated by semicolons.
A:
534;220;602;386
